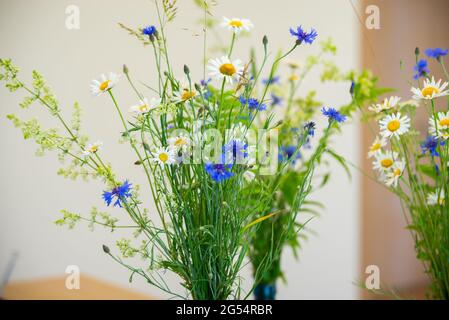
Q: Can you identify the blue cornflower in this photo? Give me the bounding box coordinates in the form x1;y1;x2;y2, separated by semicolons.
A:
205;163;234;183
223;140;248;164
321;107;347;123
350;81;355;96
304;121;316;137
279;145;301;163
200;78;212;99
289;26;318;45
421;136;444;157
425;48;448;60
239;96;267;111
200;78;211;87
142;25;157;37
102;180;132;207
413;59;429;79
262;76;280;85
271;93;283;107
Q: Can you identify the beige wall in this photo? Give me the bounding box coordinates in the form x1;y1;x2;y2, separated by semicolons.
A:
0;0;361;299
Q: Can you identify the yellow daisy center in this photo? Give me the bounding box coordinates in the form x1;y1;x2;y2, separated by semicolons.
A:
229;20;243;28
175;137;187;146
289;74;298;81
387;119;401;132
370;142;381;152
99;80;110;91
219;63;237;76
89;146;98;153
421;86;439;97
439;118;449;127
139;104;149;112
394;168;402;176
158;153;169;163
381;158;394;168
181;89;196;101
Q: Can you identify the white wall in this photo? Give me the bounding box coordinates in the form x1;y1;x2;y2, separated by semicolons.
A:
0;0;360;299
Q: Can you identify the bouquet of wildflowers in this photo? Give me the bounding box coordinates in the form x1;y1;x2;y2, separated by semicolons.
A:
364;47;449;299
243;39;387;298
0;0;350;300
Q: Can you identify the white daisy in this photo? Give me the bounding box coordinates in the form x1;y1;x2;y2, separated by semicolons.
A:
411;77;449;100
427;190;445;206
90;72;120;96
129;97;161;115
429;111;449;140
173;88;198;103
367;136;387;158
150;147;176;166
384;160;405;188
368;96;401;113
168;134;191;152
83;141;103;157
221;17;254;34
207;56;243;84
379;112;410;138
373;151;398;172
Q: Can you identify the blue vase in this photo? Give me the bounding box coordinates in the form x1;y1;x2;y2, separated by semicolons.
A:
254;283;276;300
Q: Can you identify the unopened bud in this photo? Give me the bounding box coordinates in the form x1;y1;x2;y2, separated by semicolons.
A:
102;245;110;254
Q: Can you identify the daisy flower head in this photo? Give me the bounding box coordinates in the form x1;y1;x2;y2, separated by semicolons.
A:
150;147;176;166
321;107;346;123
421;136;444;156
367;136;387;158
373;151;398;172
379;112;410;139
413;59;429;79
129;97;161;115
168;134;191;152
368;96;401;113
174;87;198;103
208;56;243;84
384;160;405;188
429;111;449;140
221;17;254;34
411;77;449;100
427;190;445;206
90;72;120;96
289;26;318;45
83;141;103;157
205;162;234;183
425;48;448;60
102;180;132;207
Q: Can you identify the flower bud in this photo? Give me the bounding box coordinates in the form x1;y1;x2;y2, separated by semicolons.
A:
102;245;110;254
183;64;190;75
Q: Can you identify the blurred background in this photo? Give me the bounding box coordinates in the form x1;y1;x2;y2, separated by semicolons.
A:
0;0;448;299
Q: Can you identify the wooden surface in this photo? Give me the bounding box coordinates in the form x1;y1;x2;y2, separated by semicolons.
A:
3;275;153;300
